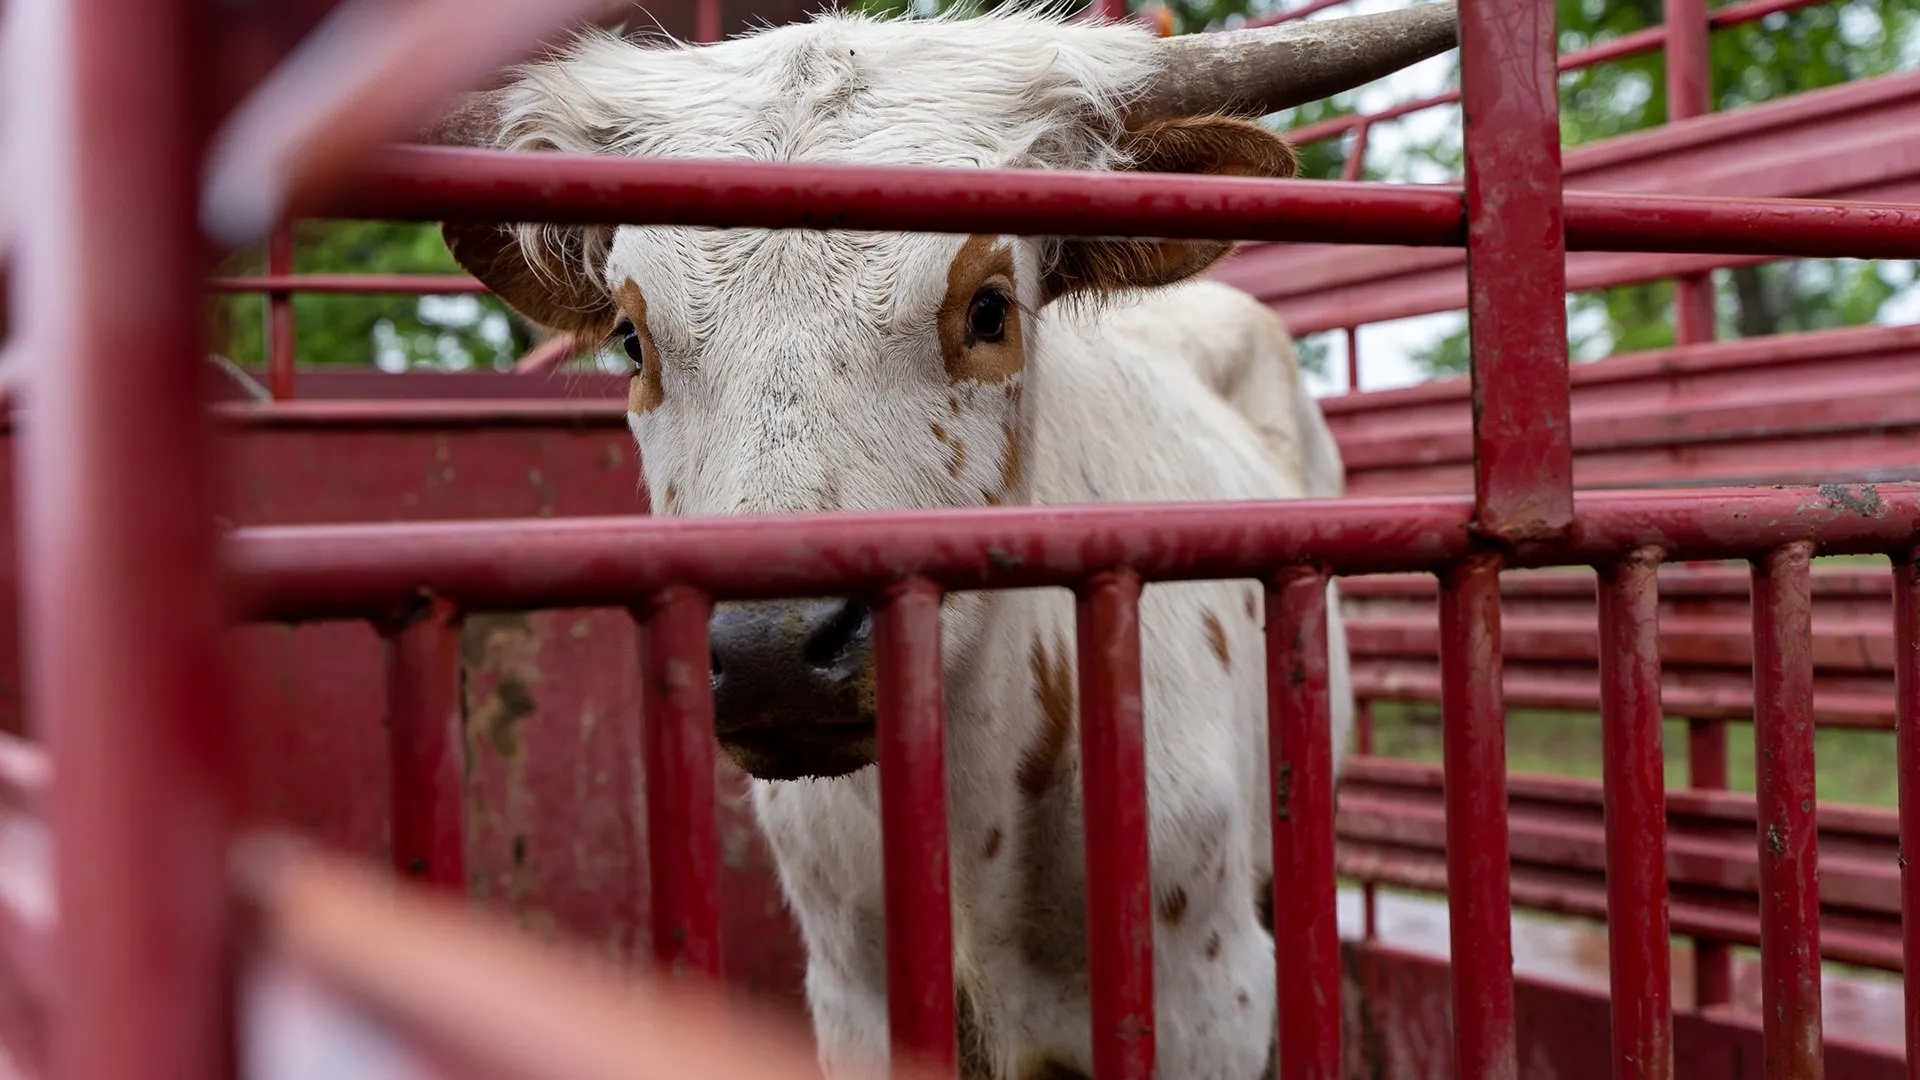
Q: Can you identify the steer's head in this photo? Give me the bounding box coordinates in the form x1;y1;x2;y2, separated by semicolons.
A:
427;3;1456;781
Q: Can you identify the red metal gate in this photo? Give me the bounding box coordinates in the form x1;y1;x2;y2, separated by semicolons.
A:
2;0;1917;1078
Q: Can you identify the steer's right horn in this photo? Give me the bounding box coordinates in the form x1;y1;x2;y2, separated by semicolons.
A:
1126;0;1459;124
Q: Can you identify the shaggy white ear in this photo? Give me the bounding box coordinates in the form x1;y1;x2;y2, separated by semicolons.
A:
1043;116;1297;303
419;89;621;339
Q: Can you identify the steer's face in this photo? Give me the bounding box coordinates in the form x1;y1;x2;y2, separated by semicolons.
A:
425;9;1403;781
605;226;1043;779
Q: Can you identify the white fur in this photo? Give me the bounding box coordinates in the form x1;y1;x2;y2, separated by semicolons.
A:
492;12;1354;1080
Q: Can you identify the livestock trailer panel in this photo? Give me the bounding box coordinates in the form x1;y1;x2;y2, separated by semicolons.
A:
5;0;1920;1078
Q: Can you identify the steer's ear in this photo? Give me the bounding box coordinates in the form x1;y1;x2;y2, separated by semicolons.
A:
442;220;621;341
1042;116;1297;304
423;90;622;339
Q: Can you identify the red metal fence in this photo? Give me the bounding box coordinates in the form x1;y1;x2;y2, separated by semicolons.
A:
4;0;1919;1079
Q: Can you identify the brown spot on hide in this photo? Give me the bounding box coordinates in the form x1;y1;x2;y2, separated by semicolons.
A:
940;236;1025;385
614;280;665;415
932;423;968;478
1158;885;1189;926
662;483;679;512
1019;635;1076;796
983;827;1004;859
1237;990;1251;1007
1203;610;1231;670
1205;931;1222;959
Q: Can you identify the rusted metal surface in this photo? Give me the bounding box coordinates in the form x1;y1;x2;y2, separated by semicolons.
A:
874;579;956;1078
1266;566;1340;1080
1598;550;1675;1080
1218;69;1920;334
1334;758;1905;972
1076;569;1155;1080
1458;0;1571;542
1437;554;1518;1079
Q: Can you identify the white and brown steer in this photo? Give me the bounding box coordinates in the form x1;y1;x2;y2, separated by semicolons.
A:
421;5;1457;1078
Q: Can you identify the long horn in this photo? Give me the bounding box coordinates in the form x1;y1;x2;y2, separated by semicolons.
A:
1127;0;1458;123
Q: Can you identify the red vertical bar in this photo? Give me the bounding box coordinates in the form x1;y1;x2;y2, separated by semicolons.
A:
1459;0;1572;541
1751;542;1823;1080
1664;0;1730;1000
873;578;956;1078
15;0;237;1077
266;223;296;400
695;0;722;43
1688;712;1733;1007
1598;550;1674;1080
1077;569;1154;1080
1344;327;1362;396
1894;552;1920;1080
1356;698;1377;941
384;597;467;890
1439;553;1517;1080
1267;566;1339;1080
637;585;722;981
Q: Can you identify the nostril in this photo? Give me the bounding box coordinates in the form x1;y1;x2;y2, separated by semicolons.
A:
803;598;870;670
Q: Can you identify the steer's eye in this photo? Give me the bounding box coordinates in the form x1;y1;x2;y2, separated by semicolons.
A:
615;319;645;368
966;287;1010;345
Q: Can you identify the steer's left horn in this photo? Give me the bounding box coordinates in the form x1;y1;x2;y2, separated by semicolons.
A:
1127;0;1458;123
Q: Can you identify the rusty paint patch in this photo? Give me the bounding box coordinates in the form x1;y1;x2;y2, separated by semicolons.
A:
1817;482;1884;517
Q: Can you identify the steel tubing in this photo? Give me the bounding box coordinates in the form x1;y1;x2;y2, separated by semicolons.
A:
636;585;724;982
1076;569;1155;1080
1895;552;1920;1078
13;0;241;1077
1266;566;1341;1080
1459;0;1572;541
1438;553;1518;1079
227;486;1920;623
1597;550;1674;1080
873;578;957;1077
382;597;467;890
1750;542;1823;1079
318;146;1920;260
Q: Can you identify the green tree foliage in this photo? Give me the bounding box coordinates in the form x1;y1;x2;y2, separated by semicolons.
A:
211;220;537;371
1409;0;1920;375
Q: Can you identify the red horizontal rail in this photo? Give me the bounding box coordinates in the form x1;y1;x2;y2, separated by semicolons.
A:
206;274;487;295
314;148;1920;260
1284;0;1833;147
226;485;1920;621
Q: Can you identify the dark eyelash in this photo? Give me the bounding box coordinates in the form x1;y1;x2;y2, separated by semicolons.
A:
605;319;635;350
